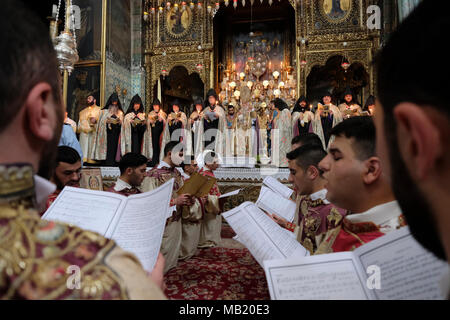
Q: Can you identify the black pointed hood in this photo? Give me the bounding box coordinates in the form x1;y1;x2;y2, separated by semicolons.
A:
103;92;123;111
364;95;376;110
343;86;353;97
205;88;218;108
171;99;181;112
274;98;288;111
193;97;203;106
151;98;161;111
205;88;218;100
292;95;308;113
342;86;358;105
126;94;144;114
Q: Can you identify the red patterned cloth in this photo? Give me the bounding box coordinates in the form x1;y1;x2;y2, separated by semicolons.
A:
198;168;221;197
40;190;61;217
146;165;184;221
1;164;129;299
318;214;408;253
164;247;270;300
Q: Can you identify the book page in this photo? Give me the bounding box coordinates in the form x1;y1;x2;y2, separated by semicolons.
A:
222;202;308;267
177;172;204;196
256;186;296;222
106;179;174;272
43;186;126;235
263;176;293;199
263;252;370;300
219;188;241;199
177;172;216;197
197;174;217;197
355;227;448;300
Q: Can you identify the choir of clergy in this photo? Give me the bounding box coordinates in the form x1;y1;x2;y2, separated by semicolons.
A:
75;85;376;168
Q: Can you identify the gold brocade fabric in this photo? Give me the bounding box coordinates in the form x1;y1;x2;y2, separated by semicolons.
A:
0;165;131;300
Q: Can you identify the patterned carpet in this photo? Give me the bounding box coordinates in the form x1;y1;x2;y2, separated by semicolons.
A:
164;223;270;300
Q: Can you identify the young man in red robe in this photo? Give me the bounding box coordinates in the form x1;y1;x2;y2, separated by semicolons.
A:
179;157;206;260
142;141;194;273
271;143;347;254
198;151;222;248
316;116;406;254
107;152;147;196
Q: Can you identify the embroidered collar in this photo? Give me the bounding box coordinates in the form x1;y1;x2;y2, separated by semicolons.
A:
309;188;330;204
157;160;171;169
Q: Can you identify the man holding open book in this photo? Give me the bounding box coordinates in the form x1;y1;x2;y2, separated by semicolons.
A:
179;157;206;260
0;0;166;299
142;141;194;273
197;151;223;249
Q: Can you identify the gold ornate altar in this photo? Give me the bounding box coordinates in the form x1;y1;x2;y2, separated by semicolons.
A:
143;0;381;110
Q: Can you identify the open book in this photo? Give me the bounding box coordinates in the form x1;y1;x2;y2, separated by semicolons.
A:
42;179;174;272
222;202;308;267
219;188;242;199
205;110;218;121
262;176;293;199
264;227;449;300
177;171;216;197
256;176;296;222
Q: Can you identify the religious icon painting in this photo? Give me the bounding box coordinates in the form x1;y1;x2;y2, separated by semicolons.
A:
165;6;193;39
321;0;352;23
72;0;103;61
80;168;104;191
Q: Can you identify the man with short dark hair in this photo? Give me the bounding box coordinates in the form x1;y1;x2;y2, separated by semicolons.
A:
317;117;405;254
142;140;194;273
374;0;449;293
272;144;347;254
44;146;82;212
107;152;148;196
0;0;165;299
291;133;323;151
52;146;82;190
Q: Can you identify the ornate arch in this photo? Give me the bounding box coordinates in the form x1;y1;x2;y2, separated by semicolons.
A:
146;51;211;105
